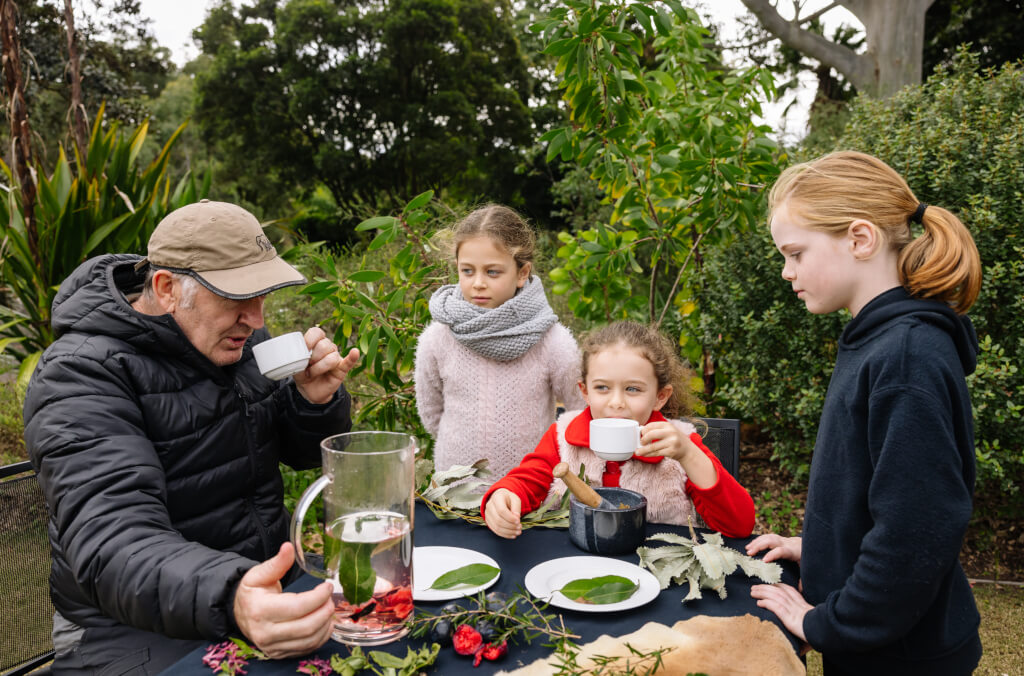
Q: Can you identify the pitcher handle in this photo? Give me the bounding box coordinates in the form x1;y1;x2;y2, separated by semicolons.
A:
290;474;331;579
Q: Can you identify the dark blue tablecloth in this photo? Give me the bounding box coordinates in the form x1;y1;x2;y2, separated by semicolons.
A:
164;502;799;674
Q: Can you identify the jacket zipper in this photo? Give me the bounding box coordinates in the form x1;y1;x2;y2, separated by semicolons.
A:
236;388;274;558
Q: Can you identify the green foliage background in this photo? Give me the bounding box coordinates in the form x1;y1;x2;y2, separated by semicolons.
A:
192;0;537;217
702;51;1024;516
2;0;1021;527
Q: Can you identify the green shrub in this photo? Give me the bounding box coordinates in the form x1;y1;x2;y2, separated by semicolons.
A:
0;106;206;385
700;224;845;482
0;381;26;465
702;51;1024;516
298;193;451;457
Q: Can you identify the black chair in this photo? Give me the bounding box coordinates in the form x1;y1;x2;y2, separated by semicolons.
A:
697;417;741;479
1;461;55;676
693;417;741;530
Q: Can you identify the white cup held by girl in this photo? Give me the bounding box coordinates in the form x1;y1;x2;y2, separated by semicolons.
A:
589;418;640;461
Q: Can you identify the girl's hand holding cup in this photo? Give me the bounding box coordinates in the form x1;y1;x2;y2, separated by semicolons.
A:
636;421;687;461
484;488;522;539
637;421;718;488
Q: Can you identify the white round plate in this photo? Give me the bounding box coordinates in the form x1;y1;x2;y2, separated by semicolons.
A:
413;546;501;602
524;556;660;612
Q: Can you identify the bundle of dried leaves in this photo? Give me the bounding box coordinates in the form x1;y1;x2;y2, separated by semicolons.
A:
637;522;782;602
417;460;570;529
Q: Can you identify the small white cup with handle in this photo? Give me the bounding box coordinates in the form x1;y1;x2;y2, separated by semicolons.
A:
589;418;641;462
253;331;312;380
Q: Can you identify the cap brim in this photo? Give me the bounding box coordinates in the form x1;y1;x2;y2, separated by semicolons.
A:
193;256;306;299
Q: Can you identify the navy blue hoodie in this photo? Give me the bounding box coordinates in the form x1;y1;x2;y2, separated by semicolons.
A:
801;287;982;673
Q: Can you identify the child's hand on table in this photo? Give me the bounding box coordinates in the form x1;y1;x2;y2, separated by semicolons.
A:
484;488;522;539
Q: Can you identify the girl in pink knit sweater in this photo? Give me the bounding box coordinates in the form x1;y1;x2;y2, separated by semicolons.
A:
414;205;585;478
482;321;755;538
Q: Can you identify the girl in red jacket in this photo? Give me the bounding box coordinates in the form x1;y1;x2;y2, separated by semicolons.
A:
482;321;754;539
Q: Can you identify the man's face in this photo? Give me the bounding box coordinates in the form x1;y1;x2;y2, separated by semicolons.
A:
172;281;266;366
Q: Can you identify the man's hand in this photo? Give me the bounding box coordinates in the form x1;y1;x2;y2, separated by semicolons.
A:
484;489;522;539
750;582;812;643
293;327;360;404
233;542;335;659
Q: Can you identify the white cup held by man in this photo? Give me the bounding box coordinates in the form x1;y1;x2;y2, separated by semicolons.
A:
589;418;641;461
253;331;312;380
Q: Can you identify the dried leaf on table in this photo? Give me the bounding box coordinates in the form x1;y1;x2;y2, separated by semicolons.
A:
636;524;781;602
416;461;569;529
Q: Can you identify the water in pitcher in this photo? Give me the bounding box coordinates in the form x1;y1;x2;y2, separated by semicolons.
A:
326;511;413;645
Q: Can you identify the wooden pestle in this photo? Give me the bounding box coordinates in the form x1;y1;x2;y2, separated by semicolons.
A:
553;462;618;510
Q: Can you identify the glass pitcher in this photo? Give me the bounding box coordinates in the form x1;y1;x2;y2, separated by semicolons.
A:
290;431;416;646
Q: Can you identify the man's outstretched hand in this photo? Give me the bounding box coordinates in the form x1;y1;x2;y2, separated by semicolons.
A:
232;542;335;659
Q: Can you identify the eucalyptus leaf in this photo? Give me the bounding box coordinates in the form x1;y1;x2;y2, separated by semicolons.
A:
336;539;377;605
428;563;500;590
559;575;638;604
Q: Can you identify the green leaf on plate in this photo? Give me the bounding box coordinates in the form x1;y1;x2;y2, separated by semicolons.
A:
559;575;638;604
428;563;500;590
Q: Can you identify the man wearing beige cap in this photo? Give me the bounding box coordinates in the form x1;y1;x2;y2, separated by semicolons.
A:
24;200;359;674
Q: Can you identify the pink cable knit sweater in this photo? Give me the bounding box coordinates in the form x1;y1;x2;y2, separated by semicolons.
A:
414;321;585;478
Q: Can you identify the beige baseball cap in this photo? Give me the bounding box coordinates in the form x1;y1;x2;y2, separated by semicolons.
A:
138;200;305;299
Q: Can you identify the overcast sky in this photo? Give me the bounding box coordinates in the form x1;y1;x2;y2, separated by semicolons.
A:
131;0;862;144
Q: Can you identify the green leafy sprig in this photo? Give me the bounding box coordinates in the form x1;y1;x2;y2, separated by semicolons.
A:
330;644;439;676
416;461;570;529
636;521;782;602
406;589;579;648
551;640;677;676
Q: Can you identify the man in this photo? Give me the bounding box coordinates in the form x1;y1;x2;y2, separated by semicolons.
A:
24;200;358;674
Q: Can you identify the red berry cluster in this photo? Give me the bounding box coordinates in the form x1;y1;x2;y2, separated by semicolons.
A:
452;624;508;667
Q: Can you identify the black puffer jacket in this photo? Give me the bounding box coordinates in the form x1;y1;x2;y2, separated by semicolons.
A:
24;254;351;641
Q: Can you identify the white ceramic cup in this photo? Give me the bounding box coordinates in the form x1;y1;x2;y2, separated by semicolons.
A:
252;332;312;380
589;418;641;461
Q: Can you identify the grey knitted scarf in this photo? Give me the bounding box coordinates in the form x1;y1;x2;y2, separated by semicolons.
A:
428;275;558;361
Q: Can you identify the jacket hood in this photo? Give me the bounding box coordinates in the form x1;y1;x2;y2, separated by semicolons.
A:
51;254;208;363
840;286;979;375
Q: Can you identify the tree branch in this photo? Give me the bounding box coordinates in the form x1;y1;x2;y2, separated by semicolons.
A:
739;0;873;93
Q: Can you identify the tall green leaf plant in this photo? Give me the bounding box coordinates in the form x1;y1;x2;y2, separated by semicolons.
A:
532;0;780;398
0;105;207;386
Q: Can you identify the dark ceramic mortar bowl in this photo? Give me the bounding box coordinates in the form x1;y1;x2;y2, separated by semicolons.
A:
568;487;647;555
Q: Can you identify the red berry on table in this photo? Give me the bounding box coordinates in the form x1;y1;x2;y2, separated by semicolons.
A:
482;640;508;661
452;624;483;656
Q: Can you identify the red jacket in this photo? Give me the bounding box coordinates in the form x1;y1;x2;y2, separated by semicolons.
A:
481;408;755;538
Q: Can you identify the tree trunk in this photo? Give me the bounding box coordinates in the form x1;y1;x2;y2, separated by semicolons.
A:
846;0;934;97
0;0;40;267
740;0;935;98
63;0;89;157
